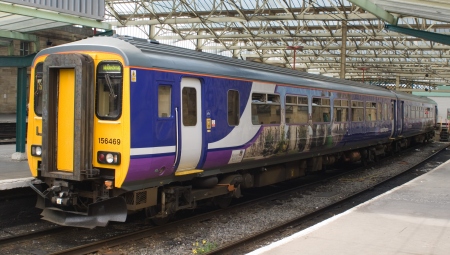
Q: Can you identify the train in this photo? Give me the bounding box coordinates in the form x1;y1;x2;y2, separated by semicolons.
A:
27;36;436;228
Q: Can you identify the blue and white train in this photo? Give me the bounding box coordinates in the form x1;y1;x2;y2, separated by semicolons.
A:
27;36;436;228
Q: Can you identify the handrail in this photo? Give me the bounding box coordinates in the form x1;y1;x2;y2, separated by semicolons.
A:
174;107;179;166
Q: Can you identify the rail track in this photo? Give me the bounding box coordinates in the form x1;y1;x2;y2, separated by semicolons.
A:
209;143;449;255
0;141;447;254
0;123;15;139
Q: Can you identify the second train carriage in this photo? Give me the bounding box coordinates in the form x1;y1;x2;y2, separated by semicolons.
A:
27;36;437;228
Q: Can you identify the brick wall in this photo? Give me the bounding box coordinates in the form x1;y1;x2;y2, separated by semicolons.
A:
0;67;19;113
0;34;80;114
0;25;96;114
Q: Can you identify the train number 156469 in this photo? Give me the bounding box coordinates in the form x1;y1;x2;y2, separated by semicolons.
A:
98;138;121;145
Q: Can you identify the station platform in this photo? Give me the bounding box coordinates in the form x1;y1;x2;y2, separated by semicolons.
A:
0;144;33;190
249;159;450;255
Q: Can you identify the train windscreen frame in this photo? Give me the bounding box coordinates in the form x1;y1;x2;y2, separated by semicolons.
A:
95;61;123;120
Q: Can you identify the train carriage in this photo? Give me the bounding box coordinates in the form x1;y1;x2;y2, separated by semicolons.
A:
27;36;436;228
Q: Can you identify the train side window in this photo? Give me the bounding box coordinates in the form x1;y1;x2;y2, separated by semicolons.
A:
377;102;382;120
34;62;43;116
333;99;348;122
404;105;408;119
351;101;364;122
96;62;123;120
425;107;431;118
182;87;197;126
251;93;280;124
228;90;240;126
158;85;171;118
390;102;394;120
285;95;308;124
383;103;387;120
312;97;330;123
365;102;377;121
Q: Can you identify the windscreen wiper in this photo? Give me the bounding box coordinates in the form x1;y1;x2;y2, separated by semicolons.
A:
105;74;117;99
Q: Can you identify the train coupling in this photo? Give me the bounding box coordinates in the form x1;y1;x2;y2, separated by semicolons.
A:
28;180;128;228
40;196;127;228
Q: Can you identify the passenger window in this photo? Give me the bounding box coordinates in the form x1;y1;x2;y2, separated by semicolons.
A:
312;97;331;123
285;95;308;124
383;103;388;120
228;90;240;126
182;87;197;126
251;93;280;124
377;103;382;120
333;99;348;122
351;101;364;121
158;85;171;118
96;62;123;120
365;102;377;121
34;62;43;116
390;102;394;120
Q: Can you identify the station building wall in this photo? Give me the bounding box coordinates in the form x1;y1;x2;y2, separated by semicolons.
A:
0;26;95;114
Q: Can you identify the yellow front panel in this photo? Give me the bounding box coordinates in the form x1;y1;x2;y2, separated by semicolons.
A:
57;69;75;171
27;57;45;177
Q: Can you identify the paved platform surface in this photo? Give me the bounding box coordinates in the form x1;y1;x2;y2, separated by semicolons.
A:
249;159;450;255
0;144;33;190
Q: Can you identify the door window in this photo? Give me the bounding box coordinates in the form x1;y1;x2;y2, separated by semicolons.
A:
182;87;197;126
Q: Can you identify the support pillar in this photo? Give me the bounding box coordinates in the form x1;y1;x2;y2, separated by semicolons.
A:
12;67;28;160
340;20;347;79
396;75;400;91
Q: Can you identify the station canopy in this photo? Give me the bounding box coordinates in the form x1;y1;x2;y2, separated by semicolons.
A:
102;0;450;92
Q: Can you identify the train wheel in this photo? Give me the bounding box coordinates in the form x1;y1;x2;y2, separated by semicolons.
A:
145;206;173;226
214;195;233;209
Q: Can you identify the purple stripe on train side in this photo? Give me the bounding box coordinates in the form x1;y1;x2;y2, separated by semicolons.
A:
126;155;176;181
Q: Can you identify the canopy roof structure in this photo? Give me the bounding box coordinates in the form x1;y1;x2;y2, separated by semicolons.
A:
0;0;110;49
104;0;450;92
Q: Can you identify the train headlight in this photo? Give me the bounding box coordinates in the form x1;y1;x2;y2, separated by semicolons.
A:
106;153;114;163
97;151;121;165
31;145;42;157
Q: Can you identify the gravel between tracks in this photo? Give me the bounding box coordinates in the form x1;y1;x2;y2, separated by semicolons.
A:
101;141;448;255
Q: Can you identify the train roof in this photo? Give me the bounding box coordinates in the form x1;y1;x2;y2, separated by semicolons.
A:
34;36;433;104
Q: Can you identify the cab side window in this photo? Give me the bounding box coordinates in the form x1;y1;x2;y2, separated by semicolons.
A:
34;62;43;116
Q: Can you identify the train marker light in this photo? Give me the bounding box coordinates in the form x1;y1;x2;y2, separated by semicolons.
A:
31;145;42;156
105;180;113;189
97;151;121;165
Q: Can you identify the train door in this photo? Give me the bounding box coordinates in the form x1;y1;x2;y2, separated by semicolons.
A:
41;54;94;181
56;69;75;171
177;77;203;172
